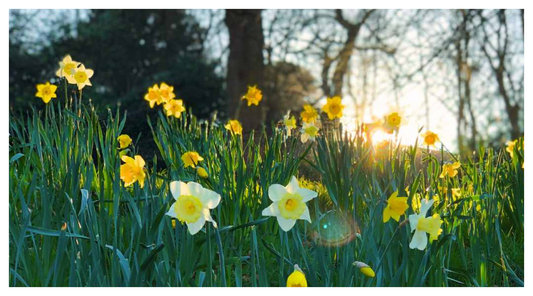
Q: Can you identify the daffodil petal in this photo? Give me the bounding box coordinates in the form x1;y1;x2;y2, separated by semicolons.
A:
199;188;221;209
409;213;420;232
186;215;206;235
170;181;189;200
409;229;428;250
262;203;280;217
276;216;296;232
286;176;300;193
296;188;317;202
165;203;178;219
203;208;217;228
420;199;434;217
300;206;311;223
187;182;204;197
268;184;287;202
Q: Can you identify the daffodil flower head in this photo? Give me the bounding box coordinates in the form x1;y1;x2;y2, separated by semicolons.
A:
382;111;405;134
120;155;146;188
197;167;208;178
225;119;243;135
55;55;80;78
164;99;186;118
159;83;176;103
383;191;409;223
421;131;440;147
262;176;317;231
35;82;58;104
300;104;318;123
439;161;461;178
181;151;204;169
144;84;163;108
322;96;345;120
353;261;375;278
66;64;94;90
242;85;263;106
300;121;320;143
166;181;221;235
408;199;443;250
506;139;518;158
283;112;297;136
286;264;307;287
117;134;132;149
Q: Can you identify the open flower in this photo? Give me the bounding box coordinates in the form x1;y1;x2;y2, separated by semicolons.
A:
300;121;320;143
286;264;307;287
383;191;409;223
283;112;297;136
165;181;221;235
120;155;146;188
66;64;94;90
164;99;186;118
421;131;440;147
383;112;402;134
353;261;375;278
159;83;176;102
181;151;204;169
439;162;461;178
506;140;517;158
144;84;163;108
117;134;132;149
300;104;318;123
262;176;317;231
409;199;443;250
225;119;243;135
35;82;57;104
242;85;262;106
322;96;345;120
55;55;80;78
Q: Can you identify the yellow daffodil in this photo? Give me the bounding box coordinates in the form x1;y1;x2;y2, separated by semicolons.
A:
159;83;176;102
383;191;409;223
286;264;307;287
242;85;263;106
197;167;208;178
262;176;317;231
283;112;297;136
117;134;132;149
451;188;461;200
383;112;402;134
506;140;517;158
120;155;146;188
165;181;221;235
300;104;318;123
66;64;94;90
35;82;58;104
225;119;243;135
144;84;163;108
300;121;320;143
322;96;345;120
181;151;204;169
55;55;80;78
164;99;186;118
439;162;461;178
421;131;440;147
408;199;443;250
353;261;375;278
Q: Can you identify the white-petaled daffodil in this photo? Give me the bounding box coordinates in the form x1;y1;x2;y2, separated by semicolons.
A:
166;181;221;235
408;199;443;250
262;176;317;231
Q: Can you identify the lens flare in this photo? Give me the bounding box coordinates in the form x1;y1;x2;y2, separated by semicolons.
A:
310;210;360;247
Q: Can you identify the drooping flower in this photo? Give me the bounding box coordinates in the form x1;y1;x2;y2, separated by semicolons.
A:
322;96;345;120
408;199;443;250
421;131;440;147
383;191;409;223
283;112;297;136
55;55;80;78
117;134;132;149
164;99;186;118
383;112;402;134
159;83;176;102
181;151;204;169
353;261;375;278
286;264;307;287
197;167;208;178
144;84;163;108
66;64;94;90
300;104;318;123
439;162;461;178
225;119;243;135
506;140;518;158
120;155;146;188
165;181;221;235
35;82;58;104
262;176;317;231
300;121;320;143
242;85;263;106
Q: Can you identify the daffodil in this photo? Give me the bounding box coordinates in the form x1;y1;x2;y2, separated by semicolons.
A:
120;155;146;188
300;104;318;123
181;151;204;169
164;99;186;118
421;131;440;147
242;85;263;106
383;112;402;134
66;64;94;90
353;261;375;278
408;199;443;250
117;134;132;149
262;176;317;231
225;119;243;135
322;96;345;120
55;55;80;78
506;140;518;158
383;191;409;223
197;167;208;178
283;112;297;136
165;181;221;235
439;162;461;178
159;83;176;102
144;84;163;108
35;82;58;103
300;121;320;143
286;265;307;287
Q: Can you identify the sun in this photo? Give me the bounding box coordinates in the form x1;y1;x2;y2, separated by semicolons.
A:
371;130;392;144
